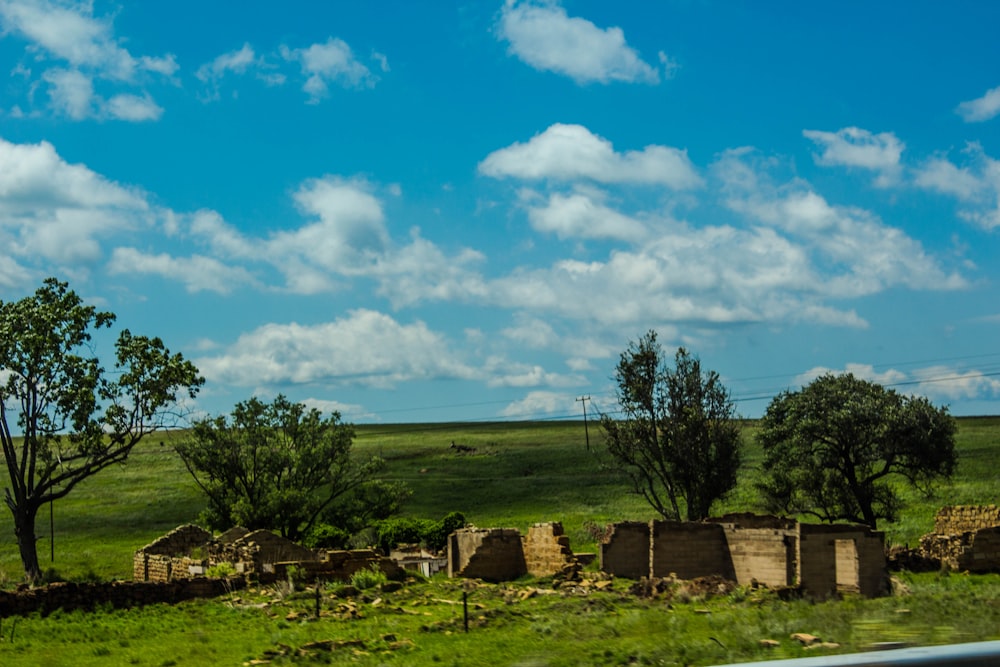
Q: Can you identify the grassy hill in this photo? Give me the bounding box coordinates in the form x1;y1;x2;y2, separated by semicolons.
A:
2;417;997;584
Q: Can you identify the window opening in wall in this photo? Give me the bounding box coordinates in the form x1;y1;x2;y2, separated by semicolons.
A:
834;538;859;593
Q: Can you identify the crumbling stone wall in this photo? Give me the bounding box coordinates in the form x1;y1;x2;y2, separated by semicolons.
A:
934;505;1000;534
448;527;527;582
523;522;577;578
921;527;1000;572
0;577;246;617
133;525;213;581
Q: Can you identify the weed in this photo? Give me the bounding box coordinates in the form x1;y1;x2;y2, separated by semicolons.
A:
350;564;388;590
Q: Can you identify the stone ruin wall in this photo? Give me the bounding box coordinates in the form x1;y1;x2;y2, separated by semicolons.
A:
598;521;650;579
708;514;798;588
934;505;1000;534
447;522;580;582
796;522;887;598
135;525;398;584
448;527;527;582
523;522;578;578
650;521;734;581
917;506;1000;572
599;514;887;598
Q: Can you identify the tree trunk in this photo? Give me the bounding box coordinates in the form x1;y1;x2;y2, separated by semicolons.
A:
13;502;42;583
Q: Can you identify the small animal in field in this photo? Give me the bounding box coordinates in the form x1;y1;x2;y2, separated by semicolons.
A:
450;441;476;454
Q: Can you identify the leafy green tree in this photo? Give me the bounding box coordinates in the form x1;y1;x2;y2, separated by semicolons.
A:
176;395;381;541
757;373;957;529
0;278;203;582
601;331;742;521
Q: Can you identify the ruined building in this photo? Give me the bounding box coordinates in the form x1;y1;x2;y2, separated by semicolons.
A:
918;505;1000;571
447;515;888;598
599;514;887;598
134;524;402;583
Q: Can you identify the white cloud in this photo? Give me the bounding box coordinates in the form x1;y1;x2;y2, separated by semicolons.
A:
802;127;904;187
197;43;257;82
281;37;377;103
500;390;576;417
197;309;478;388
792;363;1000;404
794;363;907;389
913;144;1000;230
107;248;257;294
524;189;649;242
0;137;152;269
480;123;702;189
42;67;93;119
105;92;162;121
914;157;984;199
496;0;661;85
956;85;1000;123
0;0;174;121
717;150;967;297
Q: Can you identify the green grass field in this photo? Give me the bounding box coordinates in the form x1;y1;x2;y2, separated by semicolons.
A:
0;418;998;665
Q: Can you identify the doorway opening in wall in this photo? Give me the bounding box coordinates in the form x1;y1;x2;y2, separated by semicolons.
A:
834;539;860;593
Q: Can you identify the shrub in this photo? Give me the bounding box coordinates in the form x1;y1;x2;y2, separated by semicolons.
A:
206;562;237;578
303;523;351;550
350;565;388;590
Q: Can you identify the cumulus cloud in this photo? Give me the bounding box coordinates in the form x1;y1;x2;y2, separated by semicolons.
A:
524;189;649;242
956;85;1000;123
717;149;966;297
196;309;478;388
480;123;702;189
496;0;662;84
803;127;904;187
281;37;378;103
0;0;174;121
0;137;152;272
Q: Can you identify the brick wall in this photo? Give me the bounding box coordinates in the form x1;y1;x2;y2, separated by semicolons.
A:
599;521;650;579
523;522;576;577
650;521;734;580
448;528;527;582
934;505;1000;534
797;523;886;598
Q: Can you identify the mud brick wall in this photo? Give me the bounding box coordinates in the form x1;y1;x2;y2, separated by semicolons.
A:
934;505;1000;534
523;522;575;577
797;523;886;598
650;521;734;580
721;527;795;587
448;528;527;582
599;521;651;579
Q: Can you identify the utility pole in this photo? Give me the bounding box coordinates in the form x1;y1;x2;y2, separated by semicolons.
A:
576;395;591;451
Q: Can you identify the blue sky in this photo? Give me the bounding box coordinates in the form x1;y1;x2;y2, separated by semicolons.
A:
1;0;999;424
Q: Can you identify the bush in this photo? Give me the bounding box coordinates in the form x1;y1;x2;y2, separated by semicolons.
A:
303;523;351;550
350;565;388;590
370;511;466;553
